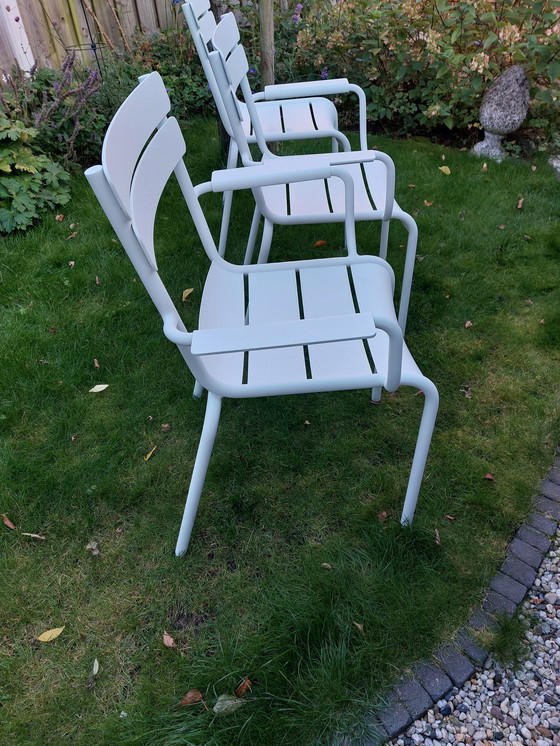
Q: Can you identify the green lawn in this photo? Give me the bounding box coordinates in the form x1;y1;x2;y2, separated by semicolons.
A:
1;118;559;745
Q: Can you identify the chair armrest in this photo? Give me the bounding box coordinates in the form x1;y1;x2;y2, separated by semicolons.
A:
263;79;351;100
209;160;333;192
190;313;376;356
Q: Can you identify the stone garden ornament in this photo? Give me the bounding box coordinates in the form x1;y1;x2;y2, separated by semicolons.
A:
472;65;529;163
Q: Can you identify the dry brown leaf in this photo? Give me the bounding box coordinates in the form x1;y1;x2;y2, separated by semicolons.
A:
525;298;534;304
95;276;101;285
163;631;176;648
438;166;451;175
517;197;524;209
481;162;488;172
93;359;100;368
71;434;78;441
303;420;311;425
179;689;204;706
484;473;496;481
540;319;545;324
377;510;388;523
68;260;75;267
66;231;78;240
531;165;537;171
21;532;46;540
55;214;65;221
314;240;327;247
435;528;441;546
86;540;100;556
321;562;332;570
160;423;171;432
407;184;416;188
144;445;157;461
234;677;252;698
2;514;16;530
498;224;505;230
441;154;446;161
353;622;364;633
423;200;434;206
36;626;65;642
464;320;473;328
182;288;194;302
445;515;456;521
69;223;77;230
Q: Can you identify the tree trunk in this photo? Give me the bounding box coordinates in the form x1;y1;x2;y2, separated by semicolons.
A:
259;0;275;88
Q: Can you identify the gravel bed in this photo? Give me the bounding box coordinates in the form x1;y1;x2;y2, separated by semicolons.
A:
387;535;560;746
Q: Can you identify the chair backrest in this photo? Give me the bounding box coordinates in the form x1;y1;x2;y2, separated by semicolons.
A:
208;12;272;164
84;72;217;384
182;0;239;136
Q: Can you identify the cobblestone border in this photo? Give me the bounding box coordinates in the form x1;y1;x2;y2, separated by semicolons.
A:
364;453;560;745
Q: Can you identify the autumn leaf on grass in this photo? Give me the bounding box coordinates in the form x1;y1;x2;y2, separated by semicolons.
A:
438;166;451;175
55;214;65;221
182;288;193;302
163;631;176;648
21;532;46;540
89;384;108;393
498;224;505;230
234;677;252;697
314;240;327;247
213;693;248;716
2;514;16;530
92;659;100;676
352;622;364;634
484;473;496;481
464;320;473;328
480;162;488;172
517;196;524;209
435;528;441;546
321;562;332;570
423;200;434;207
36;626;65;642
144;445;157;461
66;231;78;240
179;689;206;707
93;359;100;369
86;540;100;556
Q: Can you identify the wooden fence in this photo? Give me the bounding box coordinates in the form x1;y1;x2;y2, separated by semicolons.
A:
0;0;186;71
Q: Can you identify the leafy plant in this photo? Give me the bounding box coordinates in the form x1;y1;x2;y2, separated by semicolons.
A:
0;51;102;165
0;115;70;233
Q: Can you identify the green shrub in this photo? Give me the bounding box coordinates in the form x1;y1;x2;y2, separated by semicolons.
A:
0;115;70;233
277;0;560;139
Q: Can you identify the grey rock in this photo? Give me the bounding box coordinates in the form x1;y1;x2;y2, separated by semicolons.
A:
471;66;529;162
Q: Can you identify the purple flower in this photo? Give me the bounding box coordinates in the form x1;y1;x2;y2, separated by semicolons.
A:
320;66;328;80
292;2;303;23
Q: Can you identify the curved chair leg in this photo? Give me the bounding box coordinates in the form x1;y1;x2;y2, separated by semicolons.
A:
175;392;222;556
218;142;240;256
256;219;275;264
379;219;390;260
243;205;262;264
193;380;204;398
371;386;382;403
399;379;439;526
396;214;418;334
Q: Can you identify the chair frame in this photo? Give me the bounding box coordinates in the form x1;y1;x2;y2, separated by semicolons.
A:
85;72;439;557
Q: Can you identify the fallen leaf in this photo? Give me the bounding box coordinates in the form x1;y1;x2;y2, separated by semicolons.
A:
441;154;446;161
160;423;171;432
531;165;537;171
540;319;545;324
92;658;100;676
407;184;416;188
48;327;57;334
459;211;466;221
93;359;100;368
352;622;364;633
55;214;64;221
234;677;252;698
481;162;488;172
144;445;157;461
68;260;75;267
89;384;108;393
416;254;425;262
182;288;193;302
179;689;204;706
313;240;327;247
303;420;311;425
435;528;441;546
498;224;505;230
460;387;472;399
484;473;495;481
321;562;332;570
377;510;388;522
524;235;532;240
69;223;77;230
517;197;524;209
2;514;16;530
95;276;101;285
66;231;78;240
36;626;65;642
213;693;248;716
71;434;78;441
86;540;100;556
21;532;46;540
445;515;456;521
163;631;176;648
438;166;451;175
525;298;534;304
423;200;434;207
464;320;473;328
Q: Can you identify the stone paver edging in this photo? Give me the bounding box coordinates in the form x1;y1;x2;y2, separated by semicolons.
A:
364;451;560;744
